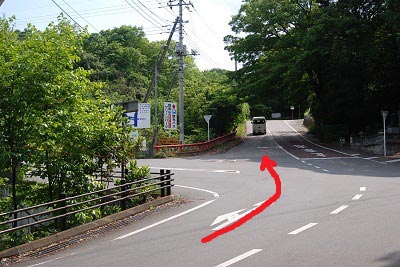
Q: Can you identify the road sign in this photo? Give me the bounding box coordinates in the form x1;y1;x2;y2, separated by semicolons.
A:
164;102;177;130
204;115;212;123
126;103;151;128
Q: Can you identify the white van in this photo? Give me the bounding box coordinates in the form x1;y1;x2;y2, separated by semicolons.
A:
251;116;267;135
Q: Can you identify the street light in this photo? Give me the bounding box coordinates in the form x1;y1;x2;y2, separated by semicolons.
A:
290;106;294;120
381;110;388;157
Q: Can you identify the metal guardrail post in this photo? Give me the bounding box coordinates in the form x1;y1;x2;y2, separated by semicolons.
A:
120;178;127;211
160;169;165;197
59;192;67;231
166;170;171;196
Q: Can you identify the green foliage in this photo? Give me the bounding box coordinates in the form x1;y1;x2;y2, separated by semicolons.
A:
251;104;272;119
226;0;400;134
309;124;349;142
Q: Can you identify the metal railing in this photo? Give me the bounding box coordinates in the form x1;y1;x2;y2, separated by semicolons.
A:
154;131;237;154
0;169;174;236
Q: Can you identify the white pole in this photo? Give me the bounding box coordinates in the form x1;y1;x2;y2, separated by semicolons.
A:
383;117;387;157
207;121;210;141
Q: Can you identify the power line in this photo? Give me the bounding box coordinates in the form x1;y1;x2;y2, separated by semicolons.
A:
124;0;164;31
60;0;99;32
51;0;85;31
136;0;172;24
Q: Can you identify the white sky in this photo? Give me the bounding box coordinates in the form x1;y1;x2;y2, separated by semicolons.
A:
0;0;242;71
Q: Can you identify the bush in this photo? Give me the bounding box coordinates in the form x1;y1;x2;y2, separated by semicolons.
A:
309;124;349;142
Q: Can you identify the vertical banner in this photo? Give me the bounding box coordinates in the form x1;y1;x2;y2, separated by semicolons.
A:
126;103;151;128
164;102;177;130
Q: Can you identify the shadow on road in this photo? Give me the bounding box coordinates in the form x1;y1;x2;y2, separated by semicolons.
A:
376;251;400;267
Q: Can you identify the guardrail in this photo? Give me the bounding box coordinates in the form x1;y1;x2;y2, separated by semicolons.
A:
0;169;174;236
154;131;237;154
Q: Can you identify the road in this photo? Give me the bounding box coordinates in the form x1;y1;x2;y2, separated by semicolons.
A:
10;120;400;267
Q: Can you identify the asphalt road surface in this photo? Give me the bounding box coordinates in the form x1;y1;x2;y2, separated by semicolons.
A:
11;120;400;267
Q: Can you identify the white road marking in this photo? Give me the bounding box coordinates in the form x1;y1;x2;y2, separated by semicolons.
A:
275;142;300;160
284;121;354;156
314;166;321;169
27;257;65;267
150;167;240;174
364;157;378;160
301;161;306;163
323;169;329;172
302;157;357;160
330;205;349;214
308;163;313;166
351;154;360;156
360;187;366;192
215;249;263;267
385;159;400;163
288;223;318;235
176;185;220;198
114;185;219;240
352;194;363;200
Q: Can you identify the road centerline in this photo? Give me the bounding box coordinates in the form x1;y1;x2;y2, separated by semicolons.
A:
215;249;263;267
330;205;349;214
288;223;318;235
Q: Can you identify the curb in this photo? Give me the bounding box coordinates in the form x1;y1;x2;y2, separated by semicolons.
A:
0;195;175;259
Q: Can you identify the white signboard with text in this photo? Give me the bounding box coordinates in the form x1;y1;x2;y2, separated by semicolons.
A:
126;103;151;129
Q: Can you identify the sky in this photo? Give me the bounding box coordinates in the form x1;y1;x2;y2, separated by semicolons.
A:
0;0;243;71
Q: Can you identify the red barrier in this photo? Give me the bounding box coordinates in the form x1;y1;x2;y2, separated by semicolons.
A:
154;131;237;155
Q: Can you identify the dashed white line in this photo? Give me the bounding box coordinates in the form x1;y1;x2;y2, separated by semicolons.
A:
360;187;366;192
288;223;318;235
323;169;329;172
215;249;263;267
364;157;378;160
330;205;349;214
352;194;363;200
314;166;321;169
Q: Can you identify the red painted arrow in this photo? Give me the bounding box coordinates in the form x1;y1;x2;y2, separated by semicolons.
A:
201;154;282;243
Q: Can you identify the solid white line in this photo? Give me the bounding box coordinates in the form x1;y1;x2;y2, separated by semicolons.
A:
360;187;366;192
301;157;357;160
284;121;354;157
386;159;400;163
175;185;220;198
114;185;219;240
114;200;216;240
215;249;263;267
150;167;240;174
352;194;363;200
288;223;318;235
27;257;65;267
272;139;300;160
330;205;349;214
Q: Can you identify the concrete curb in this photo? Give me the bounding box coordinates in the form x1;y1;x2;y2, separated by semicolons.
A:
0;195;175;259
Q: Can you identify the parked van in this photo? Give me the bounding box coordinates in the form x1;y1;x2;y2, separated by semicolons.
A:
251;116;267;135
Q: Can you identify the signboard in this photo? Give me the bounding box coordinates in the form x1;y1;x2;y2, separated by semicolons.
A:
164;102;177;130
271;113;281;119
126;103;151;128
158;137;179;145
204;115;212;123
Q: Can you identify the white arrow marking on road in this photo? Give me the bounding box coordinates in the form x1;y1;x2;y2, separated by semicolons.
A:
211;202;263;230
210;209;246;227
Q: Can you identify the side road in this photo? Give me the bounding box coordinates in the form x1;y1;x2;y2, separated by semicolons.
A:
286;119;400;165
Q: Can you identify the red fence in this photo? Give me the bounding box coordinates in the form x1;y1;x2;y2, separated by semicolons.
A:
154;131;237;155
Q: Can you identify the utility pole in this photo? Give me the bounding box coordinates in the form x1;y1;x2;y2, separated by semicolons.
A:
177;0;185;144
168;0;193;144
